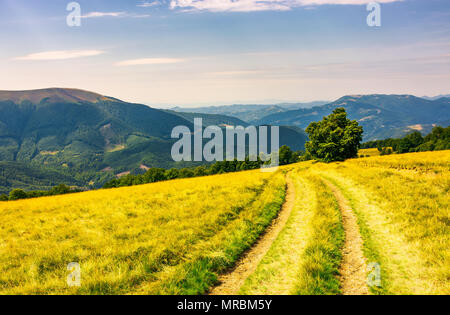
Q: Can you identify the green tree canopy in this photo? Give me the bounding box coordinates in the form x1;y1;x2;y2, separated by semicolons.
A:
305;108;363;162
9;189;28;201
279;145;300;165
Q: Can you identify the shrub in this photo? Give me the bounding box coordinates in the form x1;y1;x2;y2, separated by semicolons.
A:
9;189;28;201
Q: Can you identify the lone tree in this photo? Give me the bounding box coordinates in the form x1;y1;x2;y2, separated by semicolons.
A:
305;108;363;162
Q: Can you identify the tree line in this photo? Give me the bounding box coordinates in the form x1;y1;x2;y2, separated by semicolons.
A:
0;146;302;200
0;184;83;202
361;126;450;154
103;145;302;189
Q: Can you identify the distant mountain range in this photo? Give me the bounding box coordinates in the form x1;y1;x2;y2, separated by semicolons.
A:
1;88;448;193
178;95;449;141
0;88;307;193
171;101;328;123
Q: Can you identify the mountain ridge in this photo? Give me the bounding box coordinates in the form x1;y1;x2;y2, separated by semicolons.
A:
252;94;450;141
0;88;119;105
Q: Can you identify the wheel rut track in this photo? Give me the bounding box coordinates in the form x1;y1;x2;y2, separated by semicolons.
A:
323;179;370;296
209;175;296;295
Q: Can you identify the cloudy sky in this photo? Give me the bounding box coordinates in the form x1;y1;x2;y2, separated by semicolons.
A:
0;0;449;106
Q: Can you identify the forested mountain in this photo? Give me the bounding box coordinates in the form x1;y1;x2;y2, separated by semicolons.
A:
252;95;450;141
0;88;193;170
0;88;308;193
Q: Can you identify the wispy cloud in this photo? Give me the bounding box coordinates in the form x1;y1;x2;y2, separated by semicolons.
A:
82;11;151;19
137;1;161;7
82;12;126;18
115;58;185;66
14;50;105;61
170;0;402;13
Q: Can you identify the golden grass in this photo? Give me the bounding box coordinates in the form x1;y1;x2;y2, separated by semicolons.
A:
236;151;449;295
0;170;285;295
1;150;448;295
359;148;381;157
310;150;450;294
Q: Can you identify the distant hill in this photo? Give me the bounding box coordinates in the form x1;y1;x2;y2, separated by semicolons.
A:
253;95;450;141
164;110;250;127
422;94;450;101
171;101;328;123
0;88;308;192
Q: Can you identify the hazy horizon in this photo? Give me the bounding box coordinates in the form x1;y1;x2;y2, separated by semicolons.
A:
1;86;449;109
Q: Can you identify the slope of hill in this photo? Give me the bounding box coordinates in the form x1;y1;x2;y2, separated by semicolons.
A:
1;151;447;295
253;95;450;141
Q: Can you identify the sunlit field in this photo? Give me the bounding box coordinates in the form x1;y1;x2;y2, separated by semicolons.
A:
0;151;448;295
0;170;285;294
309;151;450;294
359;148;381;157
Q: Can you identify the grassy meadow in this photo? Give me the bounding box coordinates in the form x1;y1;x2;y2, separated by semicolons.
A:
0;151;448;295
310;151;450;294
0;170;286;294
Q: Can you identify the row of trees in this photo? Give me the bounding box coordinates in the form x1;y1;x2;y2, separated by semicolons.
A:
0;184;82;202
103;146;302;189
305;108;449;160
361;126;450;153
0;145;302;200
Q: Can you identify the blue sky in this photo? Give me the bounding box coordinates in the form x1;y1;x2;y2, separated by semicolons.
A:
0;0;449;106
